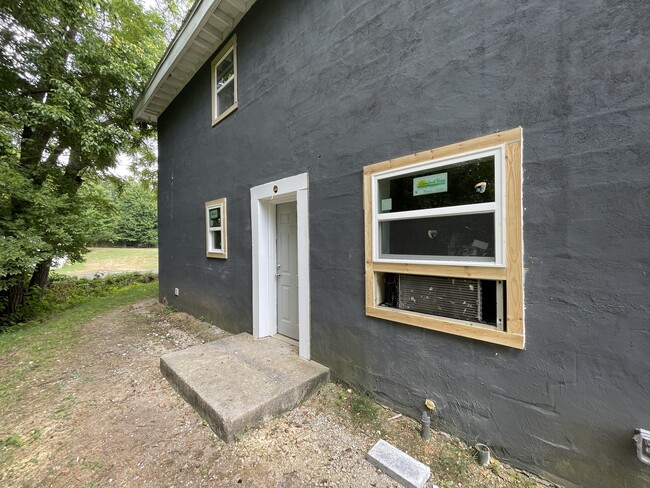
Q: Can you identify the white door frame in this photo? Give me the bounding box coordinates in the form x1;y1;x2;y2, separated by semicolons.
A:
251;173;310;359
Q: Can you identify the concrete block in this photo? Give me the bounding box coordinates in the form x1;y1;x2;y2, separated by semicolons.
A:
366;439;430;488
160;333;329;442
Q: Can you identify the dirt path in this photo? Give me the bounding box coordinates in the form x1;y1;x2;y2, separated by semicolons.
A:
0;299;549;488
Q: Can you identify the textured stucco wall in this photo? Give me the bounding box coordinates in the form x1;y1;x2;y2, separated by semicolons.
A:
157;1;650;486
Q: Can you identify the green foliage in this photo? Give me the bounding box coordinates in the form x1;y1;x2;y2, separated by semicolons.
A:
77;178;157;247
336;386;380;428
113;181;158;246
349;391;379;422
0;272;157;328
0;0;173;319
34;272;157;319
2;435;22;448
78;179;120;245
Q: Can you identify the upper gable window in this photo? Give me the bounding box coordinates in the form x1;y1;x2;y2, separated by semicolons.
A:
211;35;238;125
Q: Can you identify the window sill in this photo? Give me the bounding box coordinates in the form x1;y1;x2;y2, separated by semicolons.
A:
366;304;524;349
212;102;238;126
207;250;227;259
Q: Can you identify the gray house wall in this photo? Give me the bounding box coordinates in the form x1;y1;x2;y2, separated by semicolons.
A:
157;1;650;486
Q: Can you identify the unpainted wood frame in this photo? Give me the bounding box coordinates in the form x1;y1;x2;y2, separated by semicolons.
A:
211;34;238;126
205;197;228;259
363;127;524;349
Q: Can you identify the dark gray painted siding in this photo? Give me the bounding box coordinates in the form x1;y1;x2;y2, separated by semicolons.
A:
157;1;650;486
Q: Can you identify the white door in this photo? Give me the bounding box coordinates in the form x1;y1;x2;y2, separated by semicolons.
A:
276;202;299;340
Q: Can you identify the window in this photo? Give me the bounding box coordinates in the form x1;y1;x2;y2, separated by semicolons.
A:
205;198;227;259
363;128;524;348
211;35;237;125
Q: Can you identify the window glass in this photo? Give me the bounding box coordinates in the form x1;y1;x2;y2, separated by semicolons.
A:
378;155;495;214
216;52;234;89
209;207;221;228
212;39;237;122
379;213;495;260
211;230;222;251
217;83;235;115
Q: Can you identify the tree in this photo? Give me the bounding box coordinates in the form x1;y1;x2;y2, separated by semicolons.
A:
113;180;157;247
78;177;120;245
0;0;167;320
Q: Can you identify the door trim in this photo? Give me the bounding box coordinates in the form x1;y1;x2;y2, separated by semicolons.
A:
251;173;310;359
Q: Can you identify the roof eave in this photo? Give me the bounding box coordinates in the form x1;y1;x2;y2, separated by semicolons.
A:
134;0;255;123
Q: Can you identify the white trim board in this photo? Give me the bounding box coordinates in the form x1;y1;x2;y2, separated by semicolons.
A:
251;173;310;359
134;0;257;123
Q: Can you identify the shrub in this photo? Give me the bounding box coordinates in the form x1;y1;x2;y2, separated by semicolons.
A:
1;272;157;328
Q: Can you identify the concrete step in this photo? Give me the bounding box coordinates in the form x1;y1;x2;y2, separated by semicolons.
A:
160;333;329;442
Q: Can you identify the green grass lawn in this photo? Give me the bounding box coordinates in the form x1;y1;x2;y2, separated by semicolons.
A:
54;247;158;276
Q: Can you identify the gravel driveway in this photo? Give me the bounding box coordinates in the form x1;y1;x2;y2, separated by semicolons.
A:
0;299;549;488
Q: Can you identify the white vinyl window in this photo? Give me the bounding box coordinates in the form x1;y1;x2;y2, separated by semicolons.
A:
363;128;524;349
211;35;238;125
372;148;505;266
205;198;227;259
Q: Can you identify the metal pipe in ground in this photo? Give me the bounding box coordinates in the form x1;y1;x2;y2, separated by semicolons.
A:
421;411;430;440
475;443;491;465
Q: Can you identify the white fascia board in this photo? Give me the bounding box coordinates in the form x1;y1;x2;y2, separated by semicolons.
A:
133;0;224;123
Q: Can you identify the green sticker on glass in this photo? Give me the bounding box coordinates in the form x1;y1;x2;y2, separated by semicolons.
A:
413;172;448;196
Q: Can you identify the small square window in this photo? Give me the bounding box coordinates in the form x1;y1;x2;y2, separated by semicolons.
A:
206;198;227;259
211;35;238;125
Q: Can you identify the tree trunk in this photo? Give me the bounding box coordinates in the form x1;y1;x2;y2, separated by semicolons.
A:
29;259;52;298
6;274;26;316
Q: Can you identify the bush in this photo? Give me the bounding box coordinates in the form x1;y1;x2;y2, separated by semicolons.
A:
1;272;158;328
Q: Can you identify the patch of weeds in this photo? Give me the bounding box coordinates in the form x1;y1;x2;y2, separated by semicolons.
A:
335;384;380;428
234;426;250;442
2;434;22;448
28;428;41;443
489;461;501;475
53;395;75;419
350;391;379;423
2;273;158;328
336;390;347;408
431;440;473;482
81;460;103;470
505;471;537;488
73;371;95;383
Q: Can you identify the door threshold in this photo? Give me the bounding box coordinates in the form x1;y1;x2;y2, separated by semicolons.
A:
272;334;299;348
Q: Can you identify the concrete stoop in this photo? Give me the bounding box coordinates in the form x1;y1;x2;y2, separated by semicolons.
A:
160;333;329;442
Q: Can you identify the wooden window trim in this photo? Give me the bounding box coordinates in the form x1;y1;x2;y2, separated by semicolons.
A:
211;35;238;126
205;197;227;259
363;128;524;349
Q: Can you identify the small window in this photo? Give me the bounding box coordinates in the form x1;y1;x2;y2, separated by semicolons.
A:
205;198;227;259
364;128;524;349
211;35;237;125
